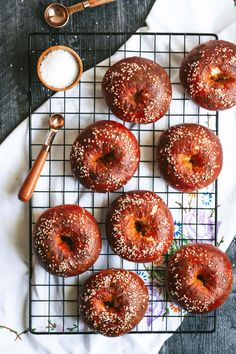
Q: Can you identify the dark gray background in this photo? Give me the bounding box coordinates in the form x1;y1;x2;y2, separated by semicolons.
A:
0;1;235;353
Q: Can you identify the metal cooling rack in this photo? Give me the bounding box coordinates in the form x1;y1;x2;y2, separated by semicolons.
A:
29;32;218;335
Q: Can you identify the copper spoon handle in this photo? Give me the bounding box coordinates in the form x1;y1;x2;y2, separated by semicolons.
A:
68;2;85;15
18;146;49;203
88;0;116;8
68;0;115;15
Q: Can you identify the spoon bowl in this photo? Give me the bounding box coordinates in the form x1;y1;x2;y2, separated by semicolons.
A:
50;114;65;130
44;3;70;28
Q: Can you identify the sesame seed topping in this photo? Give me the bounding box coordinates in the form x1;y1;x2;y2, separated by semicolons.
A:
156;123;223;192
180;40;236;110
102;56;172;124
80;269;148;336
33;205;101;277
70;120;140;192
166;243;233;313
106;191;174;262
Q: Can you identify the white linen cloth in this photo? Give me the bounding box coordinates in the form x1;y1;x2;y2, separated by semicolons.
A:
1;0;236;353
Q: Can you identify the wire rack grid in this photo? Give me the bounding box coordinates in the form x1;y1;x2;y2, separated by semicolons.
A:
29;32;218;335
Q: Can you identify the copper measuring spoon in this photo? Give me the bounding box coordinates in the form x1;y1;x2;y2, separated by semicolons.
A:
44;0;116;28
18;114;65;203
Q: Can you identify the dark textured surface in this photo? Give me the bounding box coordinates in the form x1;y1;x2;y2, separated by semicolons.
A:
0;1;235;353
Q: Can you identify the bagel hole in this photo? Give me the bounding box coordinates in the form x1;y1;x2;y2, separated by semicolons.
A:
134;90;144;103
104;300;114;309
99;150;116;164
60;234;74;251
210;68;229;83
197;274;206;286
104;296;118;310
212;75;229;82
189;154;203;168
135;220;147;236
179;153;203;171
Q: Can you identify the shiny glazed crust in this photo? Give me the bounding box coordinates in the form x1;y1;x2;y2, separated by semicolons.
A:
180;40;236;110
102;56;172;124
33;205;101;277
70;120;140;192
105;190;174;262
80;269;148;336
156;123;223;192
166;243;233;313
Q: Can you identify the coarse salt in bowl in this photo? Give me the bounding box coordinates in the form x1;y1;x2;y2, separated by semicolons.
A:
37;45;83;91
